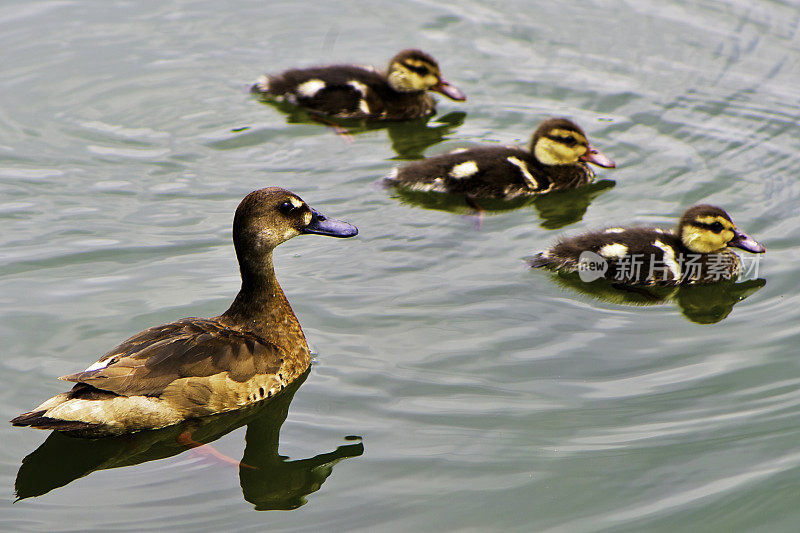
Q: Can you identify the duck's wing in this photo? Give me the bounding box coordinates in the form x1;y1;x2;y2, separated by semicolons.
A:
59;318;283;398
391;147;544;198
261;65;385;117
532;228;686;284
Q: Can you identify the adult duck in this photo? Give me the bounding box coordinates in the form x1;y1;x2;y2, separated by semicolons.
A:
12;188;358;436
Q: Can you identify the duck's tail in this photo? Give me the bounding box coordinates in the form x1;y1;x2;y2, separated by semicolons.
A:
11;386;106;432
525;253;550;268
11;410;100;432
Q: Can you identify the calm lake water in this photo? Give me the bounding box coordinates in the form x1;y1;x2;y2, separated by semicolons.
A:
2;0;800;531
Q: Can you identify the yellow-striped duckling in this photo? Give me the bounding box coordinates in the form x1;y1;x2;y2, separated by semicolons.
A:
251;49;466;120
385;117;616;199
11;188;358;436
528;204;765;285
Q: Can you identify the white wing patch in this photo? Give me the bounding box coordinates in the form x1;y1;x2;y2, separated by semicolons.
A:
348;80;368;97
296;79;326;98
84;359;111;372
599;243;629;259
449;161;479;179
604;227;626;234
653;239;681;280
507;156;538;189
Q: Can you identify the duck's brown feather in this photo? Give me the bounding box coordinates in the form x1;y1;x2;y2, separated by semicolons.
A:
59;318;284;398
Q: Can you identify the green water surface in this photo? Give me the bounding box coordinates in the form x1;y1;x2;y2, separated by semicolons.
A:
1;1;799;531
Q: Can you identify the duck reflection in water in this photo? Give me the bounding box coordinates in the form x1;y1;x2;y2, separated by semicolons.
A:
246;96;466;160
542;273;765;324
390;178;614;230
15;372;364;510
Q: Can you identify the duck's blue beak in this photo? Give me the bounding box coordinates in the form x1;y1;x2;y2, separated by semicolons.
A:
302;208;358;238
432;78;466;101
579;144;616;168
729;229;765;253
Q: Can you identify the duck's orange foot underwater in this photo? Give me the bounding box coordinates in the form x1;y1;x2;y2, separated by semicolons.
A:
177;430;257;470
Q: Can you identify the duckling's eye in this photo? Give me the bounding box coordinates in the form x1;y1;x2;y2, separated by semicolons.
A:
402;62;432;76
550;135;578;147
278;201;297;215
709;221;725;233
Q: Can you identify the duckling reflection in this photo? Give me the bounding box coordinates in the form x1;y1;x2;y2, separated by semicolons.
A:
15;372;364;510
253;97;466;159
390;179;614;230
543;272;765;324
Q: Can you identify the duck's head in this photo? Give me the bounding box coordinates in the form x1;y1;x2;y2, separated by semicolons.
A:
530;118;616;168
679;204;765;254
387;49;466;101
233;187;358;260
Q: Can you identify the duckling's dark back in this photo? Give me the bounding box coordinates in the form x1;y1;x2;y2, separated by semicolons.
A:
254;63;437;120
388;146;594;199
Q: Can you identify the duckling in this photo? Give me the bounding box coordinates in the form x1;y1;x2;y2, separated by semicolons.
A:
385;117;616;199
251;48;466;120
528;204;765;285
11;188;358;436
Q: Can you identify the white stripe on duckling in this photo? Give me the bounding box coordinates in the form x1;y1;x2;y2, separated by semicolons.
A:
653;239;681;280
507;156;538;189
296;79;326;98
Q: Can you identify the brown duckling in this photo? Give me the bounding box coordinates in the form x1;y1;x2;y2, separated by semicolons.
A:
528;204;765;285
251;48;466;120
385;117;616;200
11;188;358;436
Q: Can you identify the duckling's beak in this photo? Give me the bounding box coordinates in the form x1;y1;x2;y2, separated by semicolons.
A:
432;78;466;101
302;209;359;238
728;229;766;253
579;144;616;168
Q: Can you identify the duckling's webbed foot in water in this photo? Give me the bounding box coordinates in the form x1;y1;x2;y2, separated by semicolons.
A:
464;194;484;230
309;113;354;144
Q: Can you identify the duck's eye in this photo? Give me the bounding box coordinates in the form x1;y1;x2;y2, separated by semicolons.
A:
402;62;431;76
551;135;578;147
710;221;725;232
279;201;297;215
